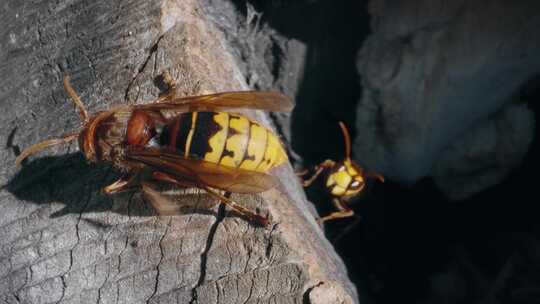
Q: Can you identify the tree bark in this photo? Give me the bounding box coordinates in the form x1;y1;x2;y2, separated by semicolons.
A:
0;1;357;303
356;0;540;199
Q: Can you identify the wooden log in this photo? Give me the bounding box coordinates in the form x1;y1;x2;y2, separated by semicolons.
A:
0;0;357;303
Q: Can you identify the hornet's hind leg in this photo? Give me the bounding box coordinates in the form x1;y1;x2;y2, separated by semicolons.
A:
102;172;141;195
151;171;269;226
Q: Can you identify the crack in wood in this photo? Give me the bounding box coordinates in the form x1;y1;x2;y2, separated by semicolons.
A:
6;127;22;161
240;274;255;304
57;275;67;304
146;217;172;303
302;281;324;304
189;202;226;304
96;261;111;304
124;35;164;103
265;223;278;260
49;185;93;304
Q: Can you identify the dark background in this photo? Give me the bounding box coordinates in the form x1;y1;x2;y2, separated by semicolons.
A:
227;0;540;303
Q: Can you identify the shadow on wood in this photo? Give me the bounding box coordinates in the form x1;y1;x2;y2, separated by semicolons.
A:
5;153;271;225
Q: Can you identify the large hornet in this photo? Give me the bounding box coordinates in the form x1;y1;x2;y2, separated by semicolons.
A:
16;73;293;226
298;122;384;224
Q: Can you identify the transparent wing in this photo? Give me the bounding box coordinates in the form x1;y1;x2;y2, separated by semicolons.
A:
126;147;277;193
134;91;293;113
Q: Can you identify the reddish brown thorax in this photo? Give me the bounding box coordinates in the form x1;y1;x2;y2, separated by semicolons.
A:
127;110;156;146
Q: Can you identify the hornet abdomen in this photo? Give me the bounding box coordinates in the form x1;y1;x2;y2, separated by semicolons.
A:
160;111;287;172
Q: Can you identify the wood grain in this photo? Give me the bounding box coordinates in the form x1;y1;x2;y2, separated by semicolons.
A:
0;0;357;303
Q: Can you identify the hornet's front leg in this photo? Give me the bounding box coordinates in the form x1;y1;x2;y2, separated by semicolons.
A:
297;159;335;187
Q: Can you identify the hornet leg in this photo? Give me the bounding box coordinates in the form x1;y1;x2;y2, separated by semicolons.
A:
317;198;354;225
102;172;140;195
155;71;178;102
152;171;269;226
299;159;335;187
63;75;89;123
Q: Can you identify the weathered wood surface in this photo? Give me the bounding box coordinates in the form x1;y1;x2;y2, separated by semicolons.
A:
0;1;358;303
356;0;540;199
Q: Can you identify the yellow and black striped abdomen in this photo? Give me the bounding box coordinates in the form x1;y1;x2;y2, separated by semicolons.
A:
160;112;287;172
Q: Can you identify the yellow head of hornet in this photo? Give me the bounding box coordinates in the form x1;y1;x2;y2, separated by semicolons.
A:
299;121;384;224
325;122;369;198
326;159;366;197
